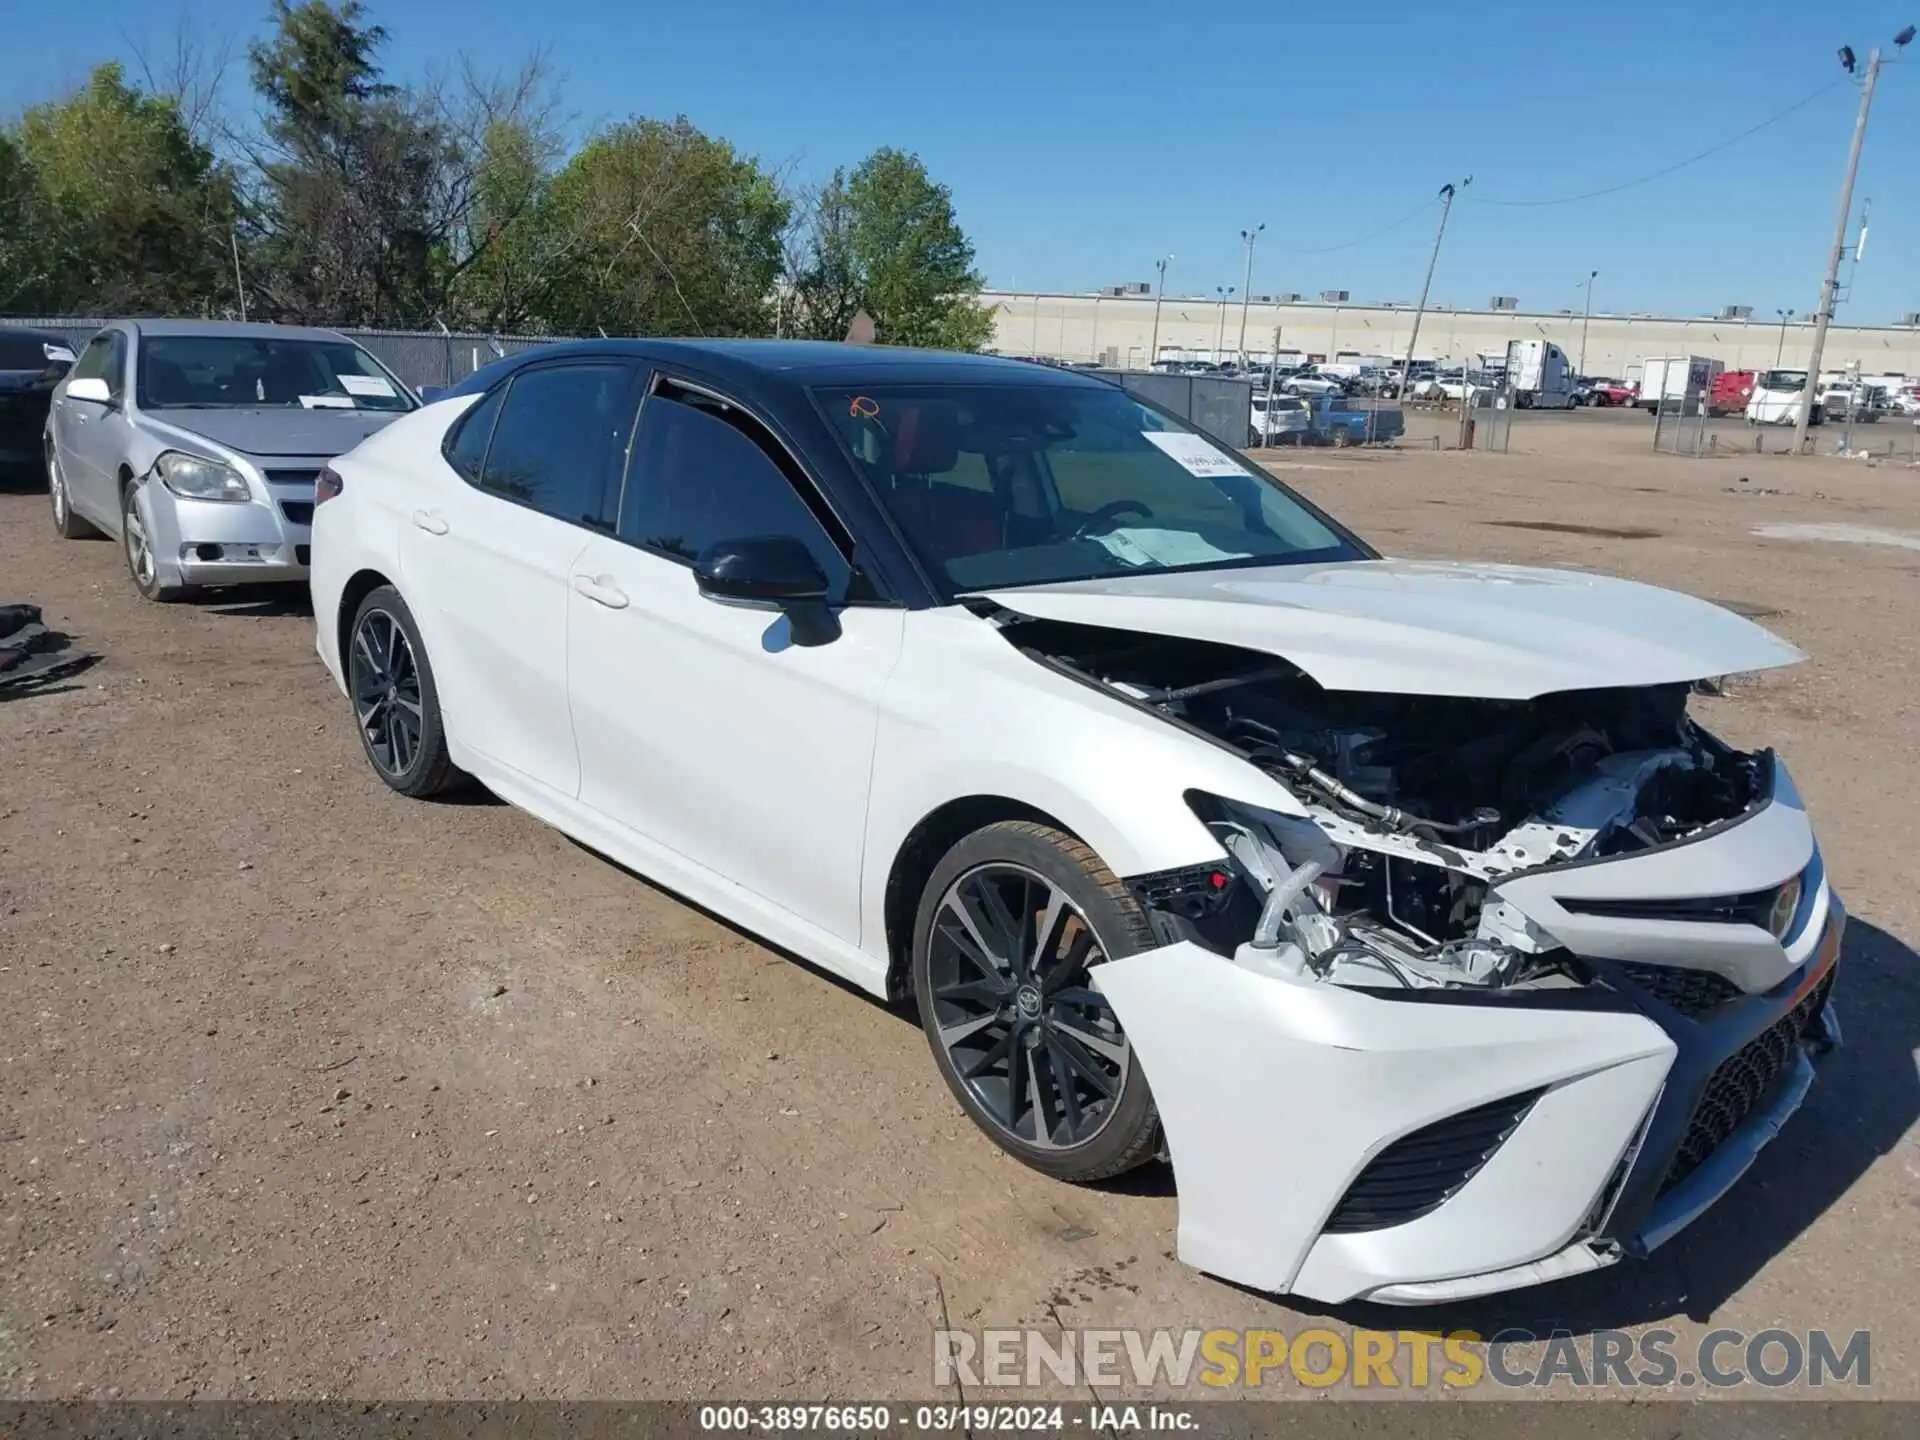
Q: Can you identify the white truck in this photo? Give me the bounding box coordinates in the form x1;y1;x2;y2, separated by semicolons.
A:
1637;356;1722;415
1503;339;1577;409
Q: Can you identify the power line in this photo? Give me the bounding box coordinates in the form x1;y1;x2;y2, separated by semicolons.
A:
1466;77;1850;208
1271;196;1439;256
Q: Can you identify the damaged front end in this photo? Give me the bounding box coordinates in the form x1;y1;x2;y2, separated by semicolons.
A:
1002;613;1778;994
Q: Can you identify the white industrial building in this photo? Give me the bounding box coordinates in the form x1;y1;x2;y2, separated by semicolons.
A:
985;289;1920;380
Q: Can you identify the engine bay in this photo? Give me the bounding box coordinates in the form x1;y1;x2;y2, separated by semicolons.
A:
1001;613;1772;991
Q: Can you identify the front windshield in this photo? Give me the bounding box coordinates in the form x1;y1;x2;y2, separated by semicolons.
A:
816;383;1364;594
137;336;415;412
1759;369;1808;392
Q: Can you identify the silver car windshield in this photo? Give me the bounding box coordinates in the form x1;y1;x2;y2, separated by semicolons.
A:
136;337;414;412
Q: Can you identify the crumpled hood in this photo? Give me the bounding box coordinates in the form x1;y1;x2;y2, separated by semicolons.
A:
148;407;404;458
977;559;1804;699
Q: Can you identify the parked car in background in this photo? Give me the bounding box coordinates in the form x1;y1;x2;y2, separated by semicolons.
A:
0;328;77;472
1746;369;1822;427
1306;396;1405;446
45;320;418;601
1709;371;1757;417
310;337;1839;1305
1249;393;1310;446
1281;372;1343;398
1584;378;1636;407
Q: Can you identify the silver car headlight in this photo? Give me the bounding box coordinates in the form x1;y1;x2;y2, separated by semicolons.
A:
154;452;252;503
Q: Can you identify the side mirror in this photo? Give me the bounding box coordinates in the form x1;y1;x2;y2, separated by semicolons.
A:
693;536;830;606
65;377;112;405
419;384;449;402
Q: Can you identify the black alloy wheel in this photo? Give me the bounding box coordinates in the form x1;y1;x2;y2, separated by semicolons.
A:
346;585;461;797
913;822;1160;1182
351;606;425;778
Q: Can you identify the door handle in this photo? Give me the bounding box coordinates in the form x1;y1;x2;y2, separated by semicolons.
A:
572;574;629;610
411;510;448;536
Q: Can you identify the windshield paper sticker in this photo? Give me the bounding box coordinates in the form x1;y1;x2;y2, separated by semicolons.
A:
1142;430;1249;479
299;394;358;409
1092;528;1251;568
339;374;396;398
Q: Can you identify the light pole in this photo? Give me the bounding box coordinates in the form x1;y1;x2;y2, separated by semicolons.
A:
1794;26;1912;452
1149;255;1173;368
1578;269;1598;377
1396;177;1470;406
1215;286;1235;360
1237;224;1264;363
1775;308;1795;366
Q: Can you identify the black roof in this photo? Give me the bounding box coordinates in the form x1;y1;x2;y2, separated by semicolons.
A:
448;339;1106;397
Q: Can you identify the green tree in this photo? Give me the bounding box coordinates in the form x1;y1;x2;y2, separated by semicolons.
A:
790;148;992;350
244;0;457;324
529;117;788;337
3;64;238;313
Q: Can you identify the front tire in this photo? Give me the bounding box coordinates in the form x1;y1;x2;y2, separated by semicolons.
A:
347;585;462;797
912;820;1160;1183
122;481;189;602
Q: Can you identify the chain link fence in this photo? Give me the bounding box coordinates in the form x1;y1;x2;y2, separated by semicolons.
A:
0;317;577;393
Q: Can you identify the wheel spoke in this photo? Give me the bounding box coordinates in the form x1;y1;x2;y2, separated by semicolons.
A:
1047;1043;1085;1137
1040;930;1096;993
1004;1032;1029;1129
1051;1029;1121;1098
937;1011;1003;1048
1052;1016;1128;1067
972;877;1025;970
959;1027;1013;1081
931;977;1007;1007
356;698;385;730
1028;887;1068;975
1026;1046;1059;1148
1048;985;1105;1011
354;628;383;680
940;893;1008;980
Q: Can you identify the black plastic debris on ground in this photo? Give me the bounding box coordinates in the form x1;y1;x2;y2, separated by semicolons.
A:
0;603;97;697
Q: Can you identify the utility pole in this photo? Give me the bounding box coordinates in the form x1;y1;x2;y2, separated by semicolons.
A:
1775;308;1794;366
1214;286;1234;360
1148;254;1173;368
1578;269;1598;377
1396;178;1469;403
1237;224;1264;363
230;230;248;322
1794;33;1909;452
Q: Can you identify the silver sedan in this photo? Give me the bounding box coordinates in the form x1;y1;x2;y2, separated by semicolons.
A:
44;320;416;601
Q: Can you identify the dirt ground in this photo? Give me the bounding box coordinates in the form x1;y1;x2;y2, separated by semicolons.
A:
2;408;1917;1402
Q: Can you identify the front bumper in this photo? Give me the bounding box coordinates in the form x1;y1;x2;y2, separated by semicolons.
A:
1094;763;1843;1304
139;474;315;589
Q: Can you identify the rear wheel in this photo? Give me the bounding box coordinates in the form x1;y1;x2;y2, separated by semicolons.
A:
47;443;95;539
912;821;1160;1183
347;585;462;797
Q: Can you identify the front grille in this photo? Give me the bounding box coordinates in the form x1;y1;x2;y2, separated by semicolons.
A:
294;544;311;567
1324;1089;1543;1233
1616;962;1743;1017
1562;887;1782;928
281;501;315;526
1658;970;1834;1196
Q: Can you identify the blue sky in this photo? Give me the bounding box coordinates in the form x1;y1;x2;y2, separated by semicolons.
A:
8;0;1918;321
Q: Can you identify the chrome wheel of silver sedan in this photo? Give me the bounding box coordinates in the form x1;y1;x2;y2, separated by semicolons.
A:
926;863;1132;1151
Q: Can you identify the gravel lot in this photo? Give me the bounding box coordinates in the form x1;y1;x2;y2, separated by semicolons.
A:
2;409;1916;1401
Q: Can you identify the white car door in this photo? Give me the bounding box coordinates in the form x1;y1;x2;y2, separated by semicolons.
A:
401;359;642;798
567;376;903;944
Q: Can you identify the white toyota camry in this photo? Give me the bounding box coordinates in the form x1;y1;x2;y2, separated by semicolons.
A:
310;340;1843;1305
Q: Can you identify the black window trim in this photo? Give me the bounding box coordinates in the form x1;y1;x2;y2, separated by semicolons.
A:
612;368;898;607
440;357;644;534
